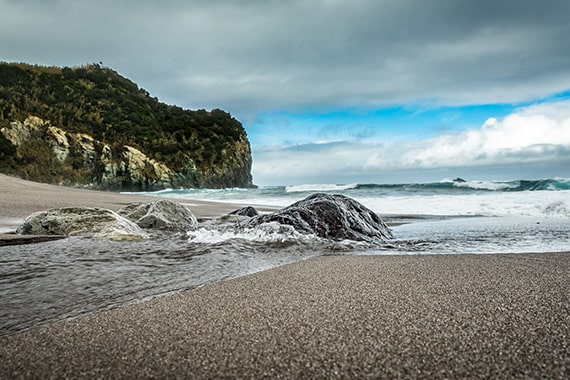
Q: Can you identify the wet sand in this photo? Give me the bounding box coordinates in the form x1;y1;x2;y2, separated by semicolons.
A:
1;174;569;378
1;253;569;379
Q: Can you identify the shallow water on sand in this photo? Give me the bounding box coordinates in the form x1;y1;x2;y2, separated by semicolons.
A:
1;215;569;335
377;216;570;255
0;233;323;335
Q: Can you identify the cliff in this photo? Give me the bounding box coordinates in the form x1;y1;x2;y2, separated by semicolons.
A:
0;62;255;190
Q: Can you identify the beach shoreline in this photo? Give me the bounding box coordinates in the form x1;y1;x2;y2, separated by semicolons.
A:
0;173;248;219
0;173;249;238
1;174;569;378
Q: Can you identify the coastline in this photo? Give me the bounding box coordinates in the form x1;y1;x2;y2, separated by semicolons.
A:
1;174;569;377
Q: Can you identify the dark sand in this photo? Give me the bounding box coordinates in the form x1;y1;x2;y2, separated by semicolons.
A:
1;174;569;378
1;254;569;378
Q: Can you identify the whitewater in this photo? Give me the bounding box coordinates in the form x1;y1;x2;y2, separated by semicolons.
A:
134;178;570;218
130;178;570;255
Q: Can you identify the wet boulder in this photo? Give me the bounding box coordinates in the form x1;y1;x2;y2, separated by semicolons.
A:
16;207;147;241
244;193;392;243
229;206;259;217
117;199;198;231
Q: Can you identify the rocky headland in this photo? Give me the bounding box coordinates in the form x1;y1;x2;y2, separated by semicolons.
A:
0;62;255;190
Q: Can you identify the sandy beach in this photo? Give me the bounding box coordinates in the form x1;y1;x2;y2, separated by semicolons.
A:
1;174;569;378
0;173;244;236
0;173;245;220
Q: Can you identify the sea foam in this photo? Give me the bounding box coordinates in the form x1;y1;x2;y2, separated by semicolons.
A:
187;222;317;244
360;191;570;217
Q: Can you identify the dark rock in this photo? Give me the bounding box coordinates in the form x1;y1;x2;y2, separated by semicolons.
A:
117;200;198;231
16;207;147;241
244;193;392;243
229;206;259;217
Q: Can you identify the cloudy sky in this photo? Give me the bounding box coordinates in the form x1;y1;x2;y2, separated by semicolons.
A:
2;0;570;185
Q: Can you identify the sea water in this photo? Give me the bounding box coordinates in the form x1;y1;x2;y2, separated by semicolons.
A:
1;178;569;334
137;178;570;218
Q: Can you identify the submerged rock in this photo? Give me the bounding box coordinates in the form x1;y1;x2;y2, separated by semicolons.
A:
244;193;392;243
16;207;147;241
117;199;198;231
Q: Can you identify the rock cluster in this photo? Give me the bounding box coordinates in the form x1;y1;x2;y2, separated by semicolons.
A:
17;200;197;241
17;195;392;244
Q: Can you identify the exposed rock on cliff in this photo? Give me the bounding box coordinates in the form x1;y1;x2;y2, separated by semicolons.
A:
0;62;255;190
1;116;182;189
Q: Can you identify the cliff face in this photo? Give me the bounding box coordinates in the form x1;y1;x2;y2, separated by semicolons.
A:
0;115;254;190
0;62;255;190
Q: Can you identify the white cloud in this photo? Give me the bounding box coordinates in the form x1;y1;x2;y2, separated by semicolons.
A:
253;100;570;185
397;100;570;168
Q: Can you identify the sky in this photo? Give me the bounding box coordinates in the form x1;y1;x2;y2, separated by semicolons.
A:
1;0;570;185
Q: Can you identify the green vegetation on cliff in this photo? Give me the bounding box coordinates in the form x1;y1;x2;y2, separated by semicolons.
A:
0;62;255;190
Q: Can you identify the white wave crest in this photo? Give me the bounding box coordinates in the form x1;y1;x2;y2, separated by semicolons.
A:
360;190;570;217
285;183;358;193
452;180;517;191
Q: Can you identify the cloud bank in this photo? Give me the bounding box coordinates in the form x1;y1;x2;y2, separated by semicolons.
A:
1;0;570;117
253;100;570;184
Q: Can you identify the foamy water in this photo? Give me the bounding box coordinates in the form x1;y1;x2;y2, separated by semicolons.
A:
360;191;570;217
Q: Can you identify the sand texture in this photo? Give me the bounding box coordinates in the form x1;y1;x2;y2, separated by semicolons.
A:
1;253;569;379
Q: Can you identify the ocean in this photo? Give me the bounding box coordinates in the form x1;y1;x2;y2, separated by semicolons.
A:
138;177;570;218
1;177;569;334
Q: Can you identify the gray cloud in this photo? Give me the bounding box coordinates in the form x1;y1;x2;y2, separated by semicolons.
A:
2;0;570;119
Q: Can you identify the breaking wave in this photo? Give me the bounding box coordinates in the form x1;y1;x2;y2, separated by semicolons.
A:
285;183;359;193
